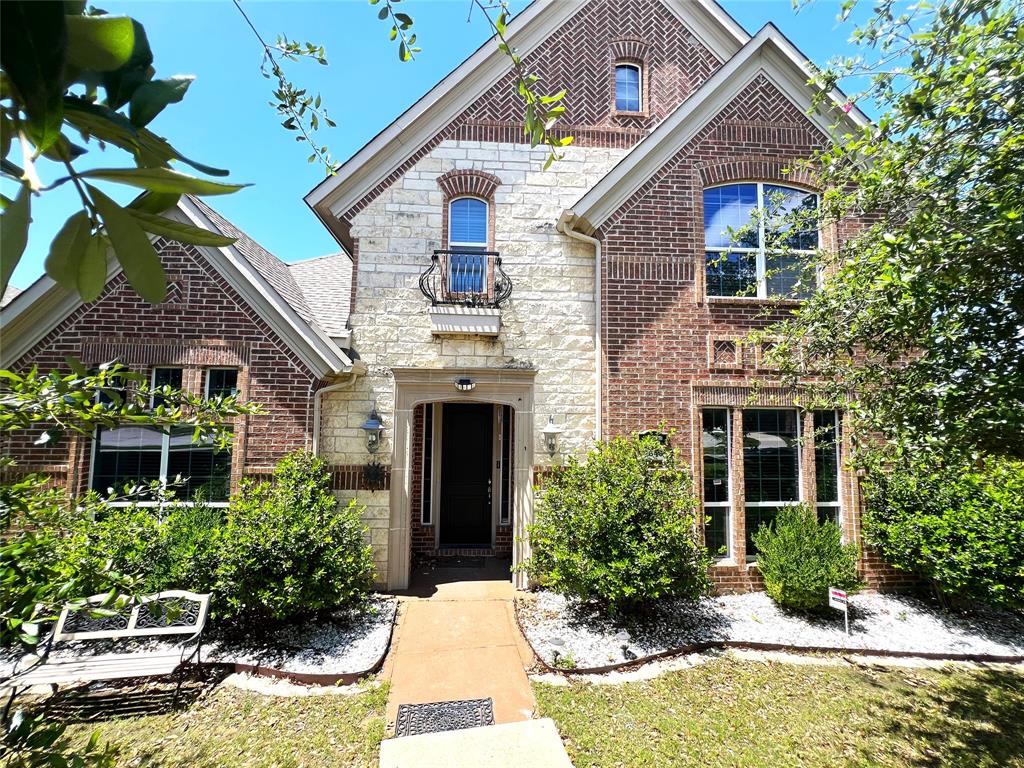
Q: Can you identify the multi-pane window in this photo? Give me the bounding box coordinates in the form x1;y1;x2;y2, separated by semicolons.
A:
150;367;182;409
814;410;841;525
743;409;800;559
92;426;232;503
206;368;238;399
614;63;642;112
448;197;488;293
702;408;730;558
704;183;819;299
499;404;514;526
93;366;232;503
421;403;434;525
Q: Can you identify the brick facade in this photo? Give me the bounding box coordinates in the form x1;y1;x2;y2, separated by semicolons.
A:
3;239;319;496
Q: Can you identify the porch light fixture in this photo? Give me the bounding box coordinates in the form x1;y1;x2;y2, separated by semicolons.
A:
541;416;564;456
454;377;476;392
361;408;384;454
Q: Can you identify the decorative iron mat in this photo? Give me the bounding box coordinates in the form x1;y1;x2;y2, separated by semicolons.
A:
395;697;494;737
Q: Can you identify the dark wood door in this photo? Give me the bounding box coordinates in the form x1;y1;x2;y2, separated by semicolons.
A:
440;403;493;546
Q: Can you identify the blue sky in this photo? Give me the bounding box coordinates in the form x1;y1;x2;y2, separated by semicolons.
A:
8;0;871;291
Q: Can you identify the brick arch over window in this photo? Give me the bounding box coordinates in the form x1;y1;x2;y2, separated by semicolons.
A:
610;37;649;62
696;157;818;191
437;170;501;249
436;169;502;201
610;38;650;117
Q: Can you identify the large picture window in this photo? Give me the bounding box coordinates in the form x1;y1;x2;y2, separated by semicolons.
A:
704;183;819;299
702;408;730;559
743;409;800;559
448;197;488;293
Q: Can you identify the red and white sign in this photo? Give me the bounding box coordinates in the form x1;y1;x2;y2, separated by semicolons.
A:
828;588;848;611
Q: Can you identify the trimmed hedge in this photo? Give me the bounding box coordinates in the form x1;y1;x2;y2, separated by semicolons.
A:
752;504;861;613
864;456;1024;611
525;432;710;613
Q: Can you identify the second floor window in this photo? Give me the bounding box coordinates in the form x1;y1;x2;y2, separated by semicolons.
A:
151;366;182;409
448;197;488;293
704;182;819;299
614;63;642;112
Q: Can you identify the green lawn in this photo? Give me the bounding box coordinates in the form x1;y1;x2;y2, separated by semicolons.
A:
534;657;1024;768
63;680;388;767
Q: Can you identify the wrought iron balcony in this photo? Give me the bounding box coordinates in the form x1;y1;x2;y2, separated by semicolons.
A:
419;250;513;308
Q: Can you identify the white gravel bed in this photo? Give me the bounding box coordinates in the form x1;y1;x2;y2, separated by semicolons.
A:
519;591;1024;669
2;596;397;681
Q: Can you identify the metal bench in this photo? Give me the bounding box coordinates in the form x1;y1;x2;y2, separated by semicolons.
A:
7;590;211;689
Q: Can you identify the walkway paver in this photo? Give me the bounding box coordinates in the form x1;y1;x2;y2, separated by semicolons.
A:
383;561;536;728
379;718;573;768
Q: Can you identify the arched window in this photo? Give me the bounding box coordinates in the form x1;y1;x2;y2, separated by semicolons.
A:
703;182;819;298
614;63;642;112
447;197;488;293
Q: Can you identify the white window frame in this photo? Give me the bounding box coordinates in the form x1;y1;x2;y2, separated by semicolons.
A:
742;407;804;563
701;407;732;560
704;182;820;299
447;196;489;251
150;366;182;409
814;410;842;527
614;62;643;113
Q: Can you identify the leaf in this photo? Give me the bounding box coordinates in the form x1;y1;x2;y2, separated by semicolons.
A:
127;191;181;215
77;167;247;195
88;184;166;303
78;232;109;300
0;1;67;152
129;75;194;127
44;210;90;291
65;14;135;71
1;183;31;298
101;18;153;109
127;208;236;246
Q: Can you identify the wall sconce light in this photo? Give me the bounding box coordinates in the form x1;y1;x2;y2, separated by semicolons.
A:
541;416;564;456
360;407;384;454
454;377;476;392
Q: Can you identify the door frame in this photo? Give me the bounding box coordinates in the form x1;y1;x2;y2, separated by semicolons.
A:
390;367;536;590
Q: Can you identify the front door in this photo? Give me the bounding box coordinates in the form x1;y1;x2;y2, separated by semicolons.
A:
439;403;493;546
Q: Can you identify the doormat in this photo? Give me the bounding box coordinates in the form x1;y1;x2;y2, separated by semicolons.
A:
434;556;486;568
395;698;494;737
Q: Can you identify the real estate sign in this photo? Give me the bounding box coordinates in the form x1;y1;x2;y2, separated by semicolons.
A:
829;587;850;635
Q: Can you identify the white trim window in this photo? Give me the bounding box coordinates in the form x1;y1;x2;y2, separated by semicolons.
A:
448;196;488;294
813;410;842;525
701;408;731;559
91;366;232;504
742;408;802;560
704;182;819;299
205;368;238;399
614;63;642;112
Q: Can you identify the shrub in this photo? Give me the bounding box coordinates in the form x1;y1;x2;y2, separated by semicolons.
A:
752;504;861;612
525;433;709;613
864;456;1024;611
215;451;376;622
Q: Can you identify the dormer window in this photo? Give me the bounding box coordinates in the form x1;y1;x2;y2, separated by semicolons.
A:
448;197;488;293
614;63;642;112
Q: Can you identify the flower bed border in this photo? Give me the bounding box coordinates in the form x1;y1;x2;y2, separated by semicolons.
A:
514;599;1024;675
214;604;398;686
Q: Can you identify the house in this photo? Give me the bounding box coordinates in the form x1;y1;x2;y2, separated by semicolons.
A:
1;0;910;592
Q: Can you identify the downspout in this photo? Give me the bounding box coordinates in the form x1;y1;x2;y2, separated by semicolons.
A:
558;213;602;441
312;360;368;456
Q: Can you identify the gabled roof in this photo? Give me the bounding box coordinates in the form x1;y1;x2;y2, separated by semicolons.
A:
304;0;750;244
288;252;353;341
560;24;871;234
1;198;353;378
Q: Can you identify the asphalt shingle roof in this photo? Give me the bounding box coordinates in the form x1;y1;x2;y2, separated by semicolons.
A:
287;253;353;339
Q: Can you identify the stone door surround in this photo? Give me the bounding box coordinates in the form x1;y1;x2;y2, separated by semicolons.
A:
389;367;536;590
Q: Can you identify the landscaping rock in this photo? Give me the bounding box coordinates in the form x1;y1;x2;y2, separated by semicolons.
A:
518;591;1024;669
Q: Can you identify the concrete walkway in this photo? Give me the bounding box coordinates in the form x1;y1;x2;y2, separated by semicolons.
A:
381;559;537;727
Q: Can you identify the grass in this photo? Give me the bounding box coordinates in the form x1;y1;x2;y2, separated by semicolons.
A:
62;680;388;767
534;656;1024;767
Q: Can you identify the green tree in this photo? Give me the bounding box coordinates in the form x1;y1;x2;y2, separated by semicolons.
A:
761;0;1024;462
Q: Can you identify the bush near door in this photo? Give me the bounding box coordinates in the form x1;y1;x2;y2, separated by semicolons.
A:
524;432;710;614
752;504;860;613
